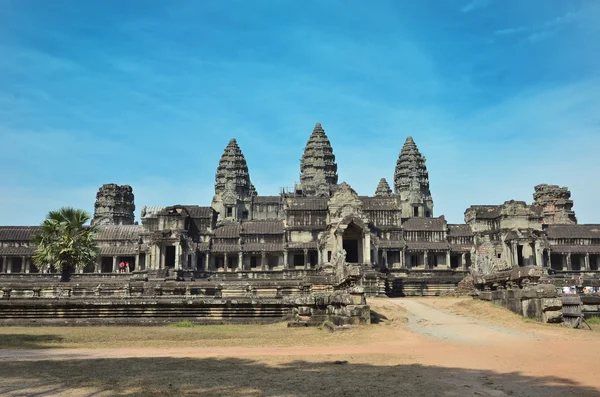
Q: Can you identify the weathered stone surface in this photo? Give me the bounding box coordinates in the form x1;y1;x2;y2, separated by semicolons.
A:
92;184;135;226
299;123;338;197
543;310;563;323
541;298;562;311
521;299;542;321
533;184;577;224
394;136;434;217
214;138;254;200
374;178;393;197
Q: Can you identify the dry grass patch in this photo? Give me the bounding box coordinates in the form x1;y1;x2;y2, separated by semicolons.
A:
0;320;388;350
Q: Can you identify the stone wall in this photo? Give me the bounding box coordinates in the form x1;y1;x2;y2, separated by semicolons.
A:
0;279;369;326
477;284;563;323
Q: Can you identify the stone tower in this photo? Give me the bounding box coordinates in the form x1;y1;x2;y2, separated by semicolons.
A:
533;184;577;224
374;178;393;197
394;136;434;217
299;122;338;197
91;184;135;226
212;138;256;221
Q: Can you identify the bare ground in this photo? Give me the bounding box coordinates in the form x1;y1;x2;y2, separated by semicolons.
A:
1;297;599;396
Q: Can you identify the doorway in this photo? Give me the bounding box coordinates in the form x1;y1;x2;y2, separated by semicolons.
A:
343;222;362;263
165;246;176;268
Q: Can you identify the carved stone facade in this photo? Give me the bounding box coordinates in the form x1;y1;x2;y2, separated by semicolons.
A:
298;123;338;197
1;123;598;282
394;136;434;218
533;184;577;225
91;184;135;226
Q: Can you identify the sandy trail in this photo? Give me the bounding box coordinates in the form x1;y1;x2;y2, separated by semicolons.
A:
388;298;536;343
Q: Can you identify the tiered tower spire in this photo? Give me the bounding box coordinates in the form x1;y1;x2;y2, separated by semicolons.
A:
299;123;338;197
533;184;577;224
394;136;434;217
91;184;135;226
374;178;393;197
212;138;255;220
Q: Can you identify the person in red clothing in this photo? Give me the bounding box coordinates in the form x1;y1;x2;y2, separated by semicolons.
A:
125;261;130;273
119;261;125;273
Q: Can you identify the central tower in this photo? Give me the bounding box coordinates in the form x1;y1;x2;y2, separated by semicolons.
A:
298;122;338;197
394;136;434;217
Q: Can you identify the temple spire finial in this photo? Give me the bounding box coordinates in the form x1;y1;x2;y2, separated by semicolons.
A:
394;136;434;217
375;178;393;197
298;122;338;197
212;138;255;220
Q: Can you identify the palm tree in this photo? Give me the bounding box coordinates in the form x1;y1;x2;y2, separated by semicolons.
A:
32;207;99;282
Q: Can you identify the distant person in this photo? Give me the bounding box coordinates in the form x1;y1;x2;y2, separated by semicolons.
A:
119;261;125;273
125;261;130;273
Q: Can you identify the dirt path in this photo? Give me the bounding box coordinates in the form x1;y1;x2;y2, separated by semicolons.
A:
388;298;537;344
1;297;600;397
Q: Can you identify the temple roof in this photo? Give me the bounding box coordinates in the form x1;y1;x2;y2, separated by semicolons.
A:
448;224;473;237
0;227;41;241
402;217;447;231
286;197;328;211
96;225;143;241
299;123;338;196
546;224;600;239
241;220;284;234
213;223;242;238
360;197;400;211
374;178;393;197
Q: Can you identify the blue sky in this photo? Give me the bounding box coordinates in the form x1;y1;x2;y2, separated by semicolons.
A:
1;0;599;225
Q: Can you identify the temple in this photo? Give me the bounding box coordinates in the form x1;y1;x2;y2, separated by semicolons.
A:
1;123;598;295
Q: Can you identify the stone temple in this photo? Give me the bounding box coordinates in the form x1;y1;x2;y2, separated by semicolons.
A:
0;123;599;300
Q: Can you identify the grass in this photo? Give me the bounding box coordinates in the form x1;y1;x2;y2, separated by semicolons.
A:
586;316;600;325
169;320;198;328
0;321;380;350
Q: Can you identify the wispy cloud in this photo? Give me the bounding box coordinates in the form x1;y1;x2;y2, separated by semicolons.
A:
494;10;579;43
461;0;493;13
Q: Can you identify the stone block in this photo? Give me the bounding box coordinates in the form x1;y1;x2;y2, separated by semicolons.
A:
582;305;599;312
543;310;563;323
542;298;562;311
522;299;542;321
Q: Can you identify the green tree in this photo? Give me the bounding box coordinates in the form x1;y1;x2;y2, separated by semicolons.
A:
32;207;98;281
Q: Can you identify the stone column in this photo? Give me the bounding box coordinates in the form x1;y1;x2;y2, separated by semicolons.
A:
374;246;379;267
534;242;542;268
303;249;308;270
363;233;371;265
95;257;101;273
584;253;590;271
160;244;166;269
175;244;182;270
1;256;6;273
205;252;211;271
238;252;243;272
317;249;322;266
423;251;429;270
382;249;388;268
445;251;451;269
23;256;30;274
547;250;552;269
461;253;467;271
112;256;118;273
400;249;406;268
511;242;518;267
135;253;140;272
566;253;572;271
283;250;288;270
224;254;228;272
261;251;266;271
